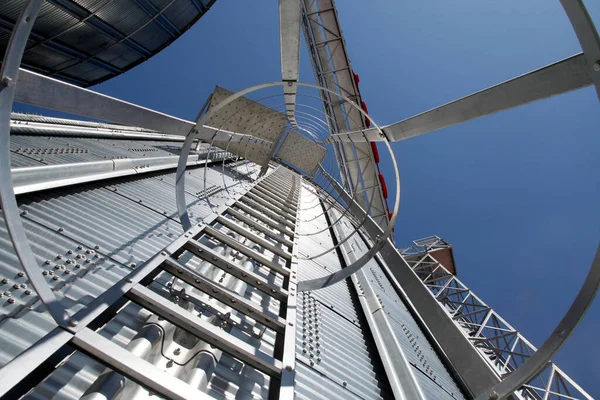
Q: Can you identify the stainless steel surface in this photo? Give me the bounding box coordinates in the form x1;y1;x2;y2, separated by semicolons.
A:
12;154;222;195
0;0;69;326
561;0;600;100
336;53;593;143
11;119;186;141
0;0;596;397
279;0;301;127
15;68;196;135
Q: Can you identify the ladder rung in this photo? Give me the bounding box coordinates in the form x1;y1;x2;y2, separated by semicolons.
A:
127;285;282;378
257;180;297;200
72;328;207;400
216;215;292;261
239;197;296;229
264;175;293;188
234;202;295;238
225;208;294;248
252;185;297;211
162;258;286;333
204;226;291;278
183;239;288;303
247;191;297;216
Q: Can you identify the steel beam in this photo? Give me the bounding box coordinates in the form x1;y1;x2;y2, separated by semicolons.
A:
335;53;593;143
15;69;194;135
279;0;302;126
10;120;184;141
277;175;301;399
560;0;600;101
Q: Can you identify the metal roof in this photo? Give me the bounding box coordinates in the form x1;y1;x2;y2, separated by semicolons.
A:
0;0;217;87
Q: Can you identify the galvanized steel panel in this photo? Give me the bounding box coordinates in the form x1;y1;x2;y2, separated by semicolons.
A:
19;184;183;268
294;361;365;400
0;213;132;368
10;151;43;168
364;255;466;399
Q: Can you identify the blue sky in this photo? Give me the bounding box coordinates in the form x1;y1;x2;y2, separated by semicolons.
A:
15;0;600;395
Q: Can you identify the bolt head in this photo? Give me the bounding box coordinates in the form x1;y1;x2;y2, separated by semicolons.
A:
2;76;14;88
593;62;600;72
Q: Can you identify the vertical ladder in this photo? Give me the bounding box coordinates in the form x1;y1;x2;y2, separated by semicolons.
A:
0;166;302;400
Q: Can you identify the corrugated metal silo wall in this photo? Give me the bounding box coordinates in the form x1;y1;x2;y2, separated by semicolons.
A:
1;134;466;398
293;185;465;400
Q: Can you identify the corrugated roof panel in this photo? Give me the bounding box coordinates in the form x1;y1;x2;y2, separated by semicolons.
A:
55;22;117;56
31;2;79;38
95;40;146;68
94;0;151;36
22;44;75;70
0;0;217;86
130;21;173;52
60;59;116;82
163;0;197;30
292;182;386;400
0;0;28;21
